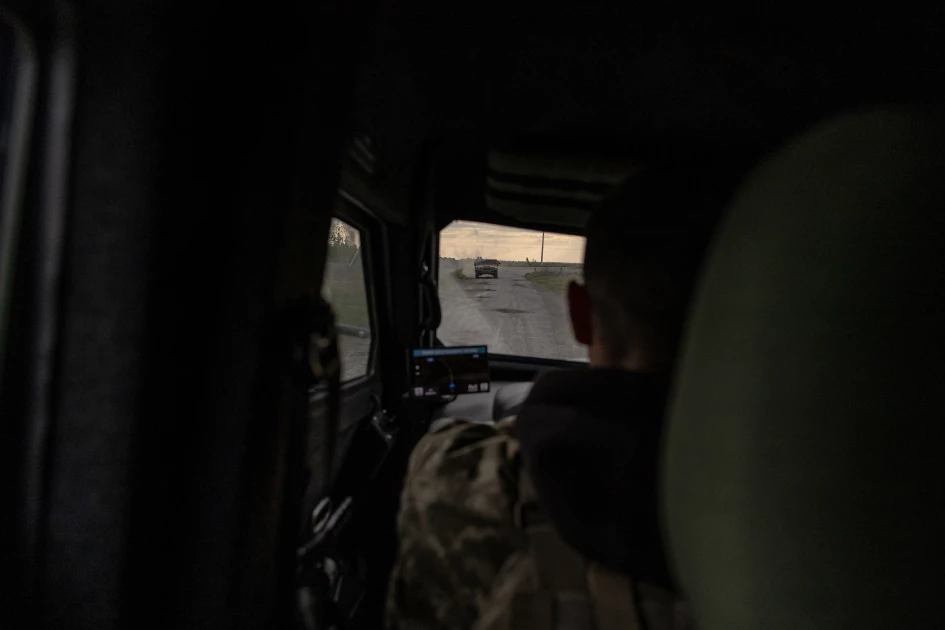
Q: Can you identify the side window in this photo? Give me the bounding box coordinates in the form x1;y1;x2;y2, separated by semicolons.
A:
323;216;372;382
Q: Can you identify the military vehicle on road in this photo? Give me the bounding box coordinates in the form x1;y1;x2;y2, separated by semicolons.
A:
474;258;499;278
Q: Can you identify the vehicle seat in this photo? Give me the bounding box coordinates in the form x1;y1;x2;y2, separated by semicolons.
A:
663;106;945;629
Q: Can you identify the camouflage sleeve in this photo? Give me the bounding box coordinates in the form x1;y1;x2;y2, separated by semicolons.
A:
385;418;524;630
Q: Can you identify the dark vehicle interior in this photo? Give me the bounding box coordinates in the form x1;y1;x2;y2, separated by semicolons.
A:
2;2;944;629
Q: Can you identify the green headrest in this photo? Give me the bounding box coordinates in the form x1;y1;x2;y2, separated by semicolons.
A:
664;107;945;629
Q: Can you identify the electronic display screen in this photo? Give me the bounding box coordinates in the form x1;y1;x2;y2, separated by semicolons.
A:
410;346;490;398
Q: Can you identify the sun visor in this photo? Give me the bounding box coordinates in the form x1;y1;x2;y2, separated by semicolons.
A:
485;151;635;227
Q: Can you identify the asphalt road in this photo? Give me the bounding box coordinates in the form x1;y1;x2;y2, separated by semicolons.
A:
438;266;587;362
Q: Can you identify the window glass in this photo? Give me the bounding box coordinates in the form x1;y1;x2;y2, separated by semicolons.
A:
0;18;20;204
438;220;588;362
323;217;372;381
0;15;35;375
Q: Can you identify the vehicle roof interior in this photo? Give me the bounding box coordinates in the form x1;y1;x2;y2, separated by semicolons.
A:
5;3;945;628
344;4;945;229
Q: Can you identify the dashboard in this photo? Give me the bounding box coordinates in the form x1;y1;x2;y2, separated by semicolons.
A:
429;380;533;429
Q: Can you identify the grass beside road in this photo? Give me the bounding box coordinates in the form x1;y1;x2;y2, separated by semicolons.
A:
503;261;583;268
324;263;371;328
330;290;370;328
525;269;579;296
451;268;466;281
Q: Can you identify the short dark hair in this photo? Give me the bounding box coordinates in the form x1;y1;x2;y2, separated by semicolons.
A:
583;169;727;362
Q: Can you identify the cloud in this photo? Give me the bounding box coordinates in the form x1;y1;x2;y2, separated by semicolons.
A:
440;220;585;263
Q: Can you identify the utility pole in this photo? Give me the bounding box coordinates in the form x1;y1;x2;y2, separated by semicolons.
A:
540;231;545;267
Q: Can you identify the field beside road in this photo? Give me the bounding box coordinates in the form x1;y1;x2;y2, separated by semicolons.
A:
524;268;582;296
501;261;583;268
323;260;372;380
324;267;369;328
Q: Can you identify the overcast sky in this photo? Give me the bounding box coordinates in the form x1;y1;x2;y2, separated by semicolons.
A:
440;220;585;263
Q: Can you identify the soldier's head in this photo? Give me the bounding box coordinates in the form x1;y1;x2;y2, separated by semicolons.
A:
568;170;722;372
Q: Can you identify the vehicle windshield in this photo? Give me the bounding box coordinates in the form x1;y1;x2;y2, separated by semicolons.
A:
438;220;588;362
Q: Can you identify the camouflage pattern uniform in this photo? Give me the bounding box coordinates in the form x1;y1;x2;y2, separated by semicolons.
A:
473;551;693;630
471;469;693;630
385;417;524;630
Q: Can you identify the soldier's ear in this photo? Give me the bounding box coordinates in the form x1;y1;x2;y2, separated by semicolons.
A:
568;281;592;346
